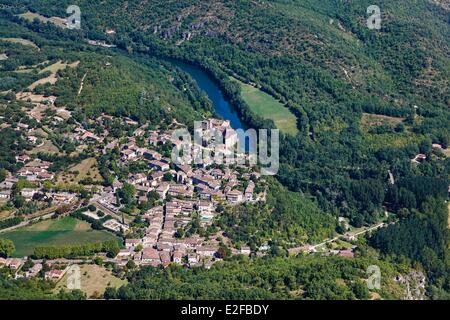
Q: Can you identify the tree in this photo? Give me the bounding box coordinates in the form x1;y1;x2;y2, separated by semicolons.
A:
126;260;136;270
56;289;86;300
216;245;231;259
106;245;120;258
93;256;104;266
163;172;173;182
13;195;25;209
0;169;6;183
147;191;160;207
4;92;16;101
0;239;15;258
174;228;184;238
419;139;432;154
351;281;370;300
21;258;34;272
118;183;136;204
398;188;417;209
104;287;118;300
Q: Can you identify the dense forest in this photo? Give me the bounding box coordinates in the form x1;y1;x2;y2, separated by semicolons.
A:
369;196;450;299
104;254;409;300
219;179;336;246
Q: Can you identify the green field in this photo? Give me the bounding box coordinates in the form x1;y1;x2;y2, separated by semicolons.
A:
232;77;298;135
0;217;119;257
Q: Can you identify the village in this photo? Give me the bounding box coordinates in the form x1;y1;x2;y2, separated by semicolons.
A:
0;112;266;278
2;106;444;283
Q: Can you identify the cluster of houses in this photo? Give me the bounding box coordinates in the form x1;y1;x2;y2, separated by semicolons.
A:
16;158;54;182
0;157;76;205
0;257;23;271
1;115;265;271
85;118;264;267
0;177;15;201
118;202;219;267
0;257;68;281
0;158;55;202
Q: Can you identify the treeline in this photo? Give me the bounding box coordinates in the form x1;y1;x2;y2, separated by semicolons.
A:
33;239;120;259
386;176;449;211
0;216;24;230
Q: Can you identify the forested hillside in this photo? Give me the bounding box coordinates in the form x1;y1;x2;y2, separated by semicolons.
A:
6;0;448;222
105;254;410;300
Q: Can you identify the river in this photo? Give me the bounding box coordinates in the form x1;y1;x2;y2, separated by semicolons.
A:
168;60;254;152
169;60;245;130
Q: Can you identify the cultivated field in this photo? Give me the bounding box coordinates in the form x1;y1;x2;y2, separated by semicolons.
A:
231;77;298;135
0;217;119;257
55;264;127;298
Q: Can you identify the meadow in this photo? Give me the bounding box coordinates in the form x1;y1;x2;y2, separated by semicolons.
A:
0;217;119;257
55;264;127;298
57;157;102;184
231;77;298;135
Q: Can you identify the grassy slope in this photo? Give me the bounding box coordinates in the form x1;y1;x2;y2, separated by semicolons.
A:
55;264;127;298
57;157;102;184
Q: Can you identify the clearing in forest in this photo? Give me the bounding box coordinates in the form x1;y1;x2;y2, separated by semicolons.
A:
29;138;60;155
18;12;67;28
361;113;405;130
231;77;298;135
